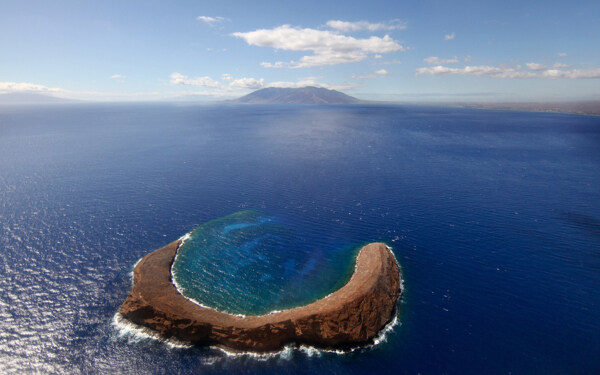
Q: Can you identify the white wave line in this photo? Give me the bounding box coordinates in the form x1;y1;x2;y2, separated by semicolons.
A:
178;232;192;243
129;257;143;287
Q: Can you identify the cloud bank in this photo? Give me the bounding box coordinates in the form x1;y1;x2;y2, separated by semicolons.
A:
416;63;600;79
0;81;65;94
169;72;358;93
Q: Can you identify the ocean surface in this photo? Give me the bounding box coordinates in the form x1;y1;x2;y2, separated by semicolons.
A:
0;103;598;374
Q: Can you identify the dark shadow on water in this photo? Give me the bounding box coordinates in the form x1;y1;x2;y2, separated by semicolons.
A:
560;212;600;239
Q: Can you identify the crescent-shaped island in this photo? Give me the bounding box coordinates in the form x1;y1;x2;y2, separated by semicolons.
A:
120;240;401;352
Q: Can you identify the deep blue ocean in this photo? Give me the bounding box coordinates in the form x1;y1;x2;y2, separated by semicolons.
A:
0;103;599;374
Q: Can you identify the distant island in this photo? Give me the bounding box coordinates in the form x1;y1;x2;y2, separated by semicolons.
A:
0;92;77;105
230;88;600;115
447;101;600;116
120;241;401;352
232;86;361;104
2;89;598;116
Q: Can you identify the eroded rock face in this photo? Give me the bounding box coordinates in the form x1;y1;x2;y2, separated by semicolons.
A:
120;241;401;352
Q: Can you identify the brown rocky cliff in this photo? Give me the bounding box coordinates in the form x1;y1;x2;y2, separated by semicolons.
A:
120;241;401;352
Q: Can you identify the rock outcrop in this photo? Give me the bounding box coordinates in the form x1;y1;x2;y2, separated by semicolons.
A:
120;241;401;352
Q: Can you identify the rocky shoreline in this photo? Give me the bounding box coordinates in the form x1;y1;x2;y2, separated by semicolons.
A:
120;241;401;352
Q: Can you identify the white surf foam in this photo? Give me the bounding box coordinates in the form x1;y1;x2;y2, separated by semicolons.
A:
111;313;192;349
206;305;403;363
112;303;402;362
178;232;192;244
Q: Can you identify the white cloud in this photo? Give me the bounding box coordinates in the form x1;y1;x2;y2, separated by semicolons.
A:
444;33;455;40
197;16;227;25
232;25;405;68
0;81;65;94
260;61;286;68
221;73;233;81
374;54;383;59
375;69;388;75
552;63;570;69
424;56;459;65
0;81;169;101
229;77;265;90
292;50;369;67
525;62;547;71
557;52;567;57
325;20;406;32
170;72;221;87
416;64;600;79
464;55;472;62
110;74;124;79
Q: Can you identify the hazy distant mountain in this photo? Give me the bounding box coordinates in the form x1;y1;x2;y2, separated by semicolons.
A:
233;87;361;104
0;92;77;105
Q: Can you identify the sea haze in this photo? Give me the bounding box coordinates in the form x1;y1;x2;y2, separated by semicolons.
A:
0;103;599;374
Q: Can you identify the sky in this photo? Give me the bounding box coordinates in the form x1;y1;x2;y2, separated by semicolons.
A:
1;0;600;102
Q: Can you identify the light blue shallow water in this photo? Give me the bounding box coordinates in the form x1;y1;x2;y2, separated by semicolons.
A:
0;103;599;374
172;210;358;315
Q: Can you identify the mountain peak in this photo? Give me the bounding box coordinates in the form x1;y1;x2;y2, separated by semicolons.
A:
233;86;360;104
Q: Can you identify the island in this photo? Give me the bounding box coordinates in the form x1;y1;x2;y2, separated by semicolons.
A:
232;86;361;104
119;241;401;352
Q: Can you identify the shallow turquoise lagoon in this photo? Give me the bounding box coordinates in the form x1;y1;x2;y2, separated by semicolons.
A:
172;210;359;315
